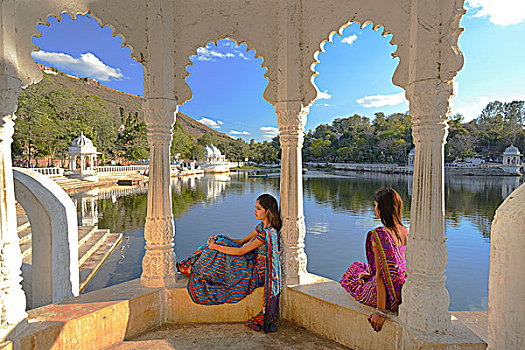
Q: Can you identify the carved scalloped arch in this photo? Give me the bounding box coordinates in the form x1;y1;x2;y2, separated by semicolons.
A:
14;0;146;89
179;36;272;107
171;0;279;107
311;19;404;105
301;0;410;107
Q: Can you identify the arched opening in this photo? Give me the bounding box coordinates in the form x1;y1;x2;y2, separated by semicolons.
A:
302;21;410;284
13;12;145;301
173;38;282;261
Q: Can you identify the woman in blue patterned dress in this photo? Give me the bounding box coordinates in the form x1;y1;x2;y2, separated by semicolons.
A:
176;194;282;332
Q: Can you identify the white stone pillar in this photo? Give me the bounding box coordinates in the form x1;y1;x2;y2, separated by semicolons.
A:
277;101;308;286
399;80;453;333
140;98;177;288
0;74;27;337
488;182;525;349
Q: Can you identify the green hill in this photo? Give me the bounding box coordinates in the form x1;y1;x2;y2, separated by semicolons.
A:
31;68;231;142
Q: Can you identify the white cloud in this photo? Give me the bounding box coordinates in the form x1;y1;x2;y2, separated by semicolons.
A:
356;92;406;108
260;126;280;139
192;39;253;62
198;117;223;129
194;56;212;62
342;34;358;45
31;51;124;81
452;94;525;122
466;0;525;26
230;130;251;135
194;47;235;62
316;90;332;100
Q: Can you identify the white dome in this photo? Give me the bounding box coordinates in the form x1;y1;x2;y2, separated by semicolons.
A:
503;145;521;156
71;133;94;147
204;146;214;158
211;144;222;157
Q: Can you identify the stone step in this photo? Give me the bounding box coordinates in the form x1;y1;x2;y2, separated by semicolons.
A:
17;214;30;233
19;225;98;258
78;225;98;247
78;229;110;266
18;227;32;245
21;229;112;266
20;239;32;260
79;232;122;292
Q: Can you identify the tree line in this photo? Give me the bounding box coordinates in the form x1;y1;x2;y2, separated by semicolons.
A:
303;100;524;164
12;79;524;167
12;81;280;166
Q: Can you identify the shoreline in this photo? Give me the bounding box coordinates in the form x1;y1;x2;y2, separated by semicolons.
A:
304;162;523;177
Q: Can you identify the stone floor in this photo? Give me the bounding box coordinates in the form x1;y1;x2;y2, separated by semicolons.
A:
107;321;351;350
452;311;488;343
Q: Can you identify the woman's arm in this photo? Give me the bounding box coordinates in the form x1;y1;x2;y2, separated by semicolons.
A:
211;228;258;245
208;236;263;256
235;228;259;245
369;243;387;332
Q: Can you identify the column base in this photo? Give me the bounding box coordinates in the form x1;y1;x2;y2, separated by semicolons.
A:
399;278;451;334
141;249;176;288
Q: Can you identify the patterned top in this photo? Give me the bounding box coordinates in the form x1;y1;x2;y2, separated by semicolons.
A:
253;222;281;299
254;222;269;257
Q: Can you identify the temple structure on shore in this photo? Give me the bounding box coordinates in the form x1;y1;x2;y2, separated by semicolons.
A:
66;133;99;182
199;144;231;173
501;145;523;175
0;0;522;349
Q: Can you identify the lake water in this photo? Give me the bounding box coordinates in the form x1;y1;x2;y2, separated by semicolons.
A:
79;170;524;311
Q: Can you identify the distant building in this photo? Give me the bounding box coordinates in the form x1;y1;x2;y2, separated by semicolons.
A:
199;144;231;173
66;133;99;182
203;144;226;163
501;145;522;175
408;147;415;168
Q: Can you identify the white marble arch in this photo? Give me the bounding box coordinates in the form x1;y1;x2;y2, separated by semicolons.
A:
13;168;79;309
0;0;469;339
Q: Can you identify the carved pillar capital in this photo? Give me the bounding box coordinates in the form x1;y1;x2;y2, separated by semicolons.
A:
276;102;307;129
143;97;177;129
277;103;309;286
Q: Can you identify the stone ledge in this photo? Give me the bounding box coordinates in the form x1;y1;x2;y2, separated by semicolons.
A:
8;279;164;350
165;276;264;323
4;275;488;349
6;277;264;350
283;274;487;350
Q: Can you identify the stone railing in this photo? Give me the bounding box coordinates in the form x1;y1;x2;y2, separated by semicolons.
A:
304;162;412;174
29;167;65;176
96;165;149;173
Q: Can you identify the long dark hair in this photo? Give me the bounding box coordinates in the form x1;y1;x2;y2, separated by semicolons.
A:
374;187;405;245
257;194;282;232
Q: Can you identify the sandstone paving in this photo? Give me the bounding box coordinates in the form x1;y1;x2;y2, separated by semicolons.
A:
107;321;351;350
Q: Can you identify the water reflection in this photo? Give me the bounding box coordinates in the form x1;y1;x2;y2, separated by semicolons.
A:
75;170;523;310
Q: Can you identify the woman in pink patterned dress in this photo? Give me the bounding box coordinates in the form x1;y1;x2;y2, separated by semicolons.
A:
340;187;408;332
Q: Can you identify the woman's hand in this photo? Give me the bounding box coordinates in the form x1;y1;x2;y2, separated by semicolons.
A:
357;272;371;284
368;312;386;332
207;236;217;250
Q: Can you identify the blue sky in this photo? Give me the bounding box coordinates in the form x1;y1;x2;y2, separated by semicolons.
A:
31;1;525;141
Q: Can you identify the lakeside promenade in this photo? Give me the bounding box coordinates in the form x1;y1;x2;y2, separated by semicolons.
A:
305;162;520;176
